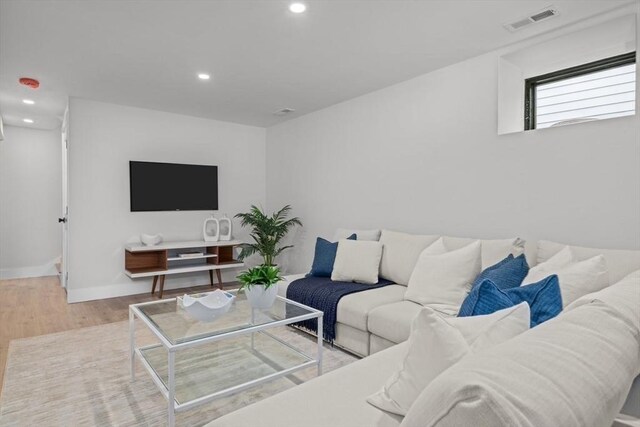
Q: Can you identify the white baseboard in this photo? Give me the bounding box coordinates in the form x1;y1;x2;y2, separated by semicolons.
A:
66;272;236;303
0;260;59;280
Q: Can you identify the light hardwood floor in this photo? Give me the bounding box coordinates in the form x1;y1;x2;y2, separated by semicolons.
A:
0;275;238;394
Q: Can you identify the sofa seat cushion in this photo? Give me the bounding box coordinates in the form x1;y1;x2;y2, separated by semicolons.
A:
368;300;425;344
370;334;397;354
335;323;370;357
206;343;408;427
336;284;407;331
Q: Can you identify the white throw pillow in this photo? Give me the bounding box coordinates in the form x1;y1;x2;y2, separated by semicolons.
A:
524;247;609;307
367;303;530;416
564;270;639;327
331;240;383;285
378;230;441;286
404;241;481;315
523;245;574;284
553;255;609;307
333;228;381;242
443;236;525;269
537;240;640;284
481;238;526;269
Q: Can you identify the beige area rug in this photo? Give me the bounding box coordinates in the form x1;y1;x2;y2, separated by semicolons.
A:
0;321;358;426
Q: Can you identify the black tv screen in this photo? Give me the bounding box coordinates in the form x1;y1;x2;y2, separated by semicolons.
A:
129;161;218;212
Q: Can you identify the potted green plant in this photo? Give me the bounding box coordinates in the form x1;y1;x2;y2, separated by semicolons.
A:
237;265;282;309
235;205;302;266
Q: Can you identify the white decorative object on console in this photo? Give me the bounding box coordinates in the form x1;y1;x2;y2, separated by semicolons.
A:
219;214;232;241
203;215;220;242
140;233;162;246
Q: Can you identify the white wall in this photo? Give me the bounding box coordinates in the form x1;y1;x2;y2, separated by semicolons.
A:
0;125;62;279
266;13;640;275
67;99;266;302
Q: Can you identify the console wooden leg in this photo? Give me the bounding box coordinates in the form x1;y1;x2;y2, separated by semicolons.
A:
151;276;158;295
209;270;214;287
216;269;223;290
158;275;166;299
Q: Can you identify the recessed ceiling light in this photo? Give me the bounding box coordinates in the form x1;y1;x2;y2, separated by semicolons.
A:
289;3;306;13
198;73;211;80
22;99;35;105
23;118;34;124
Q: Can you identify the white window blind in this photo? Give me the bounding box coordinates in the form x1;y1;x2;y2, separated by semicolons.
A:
535;62;636;129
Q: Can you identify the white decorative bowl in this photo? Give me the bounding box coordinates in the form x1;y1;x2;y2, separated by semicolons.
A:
181;290;235;322
141;233;163;246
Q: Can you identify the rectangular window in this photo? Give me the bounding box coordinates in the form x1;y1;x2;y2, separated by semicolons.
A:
525;52;636;130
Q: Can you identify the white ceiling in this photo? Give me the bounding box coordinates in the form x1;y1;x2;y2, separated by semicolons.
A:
0;0;633;130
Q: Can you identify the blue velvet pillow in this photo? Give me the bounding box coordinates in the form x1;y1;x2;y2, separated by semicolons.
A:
472;254;529;290
458;275;562;327
309;234;357;277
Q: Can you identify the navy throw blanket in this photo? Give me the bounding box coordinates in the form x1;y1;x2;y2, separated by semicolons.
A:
286;276;394;343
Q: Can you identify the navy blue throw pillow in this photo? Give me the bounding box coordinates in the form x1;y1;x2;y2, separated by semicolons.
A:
471;254;529;291
458;275;562;327
309;234;357;277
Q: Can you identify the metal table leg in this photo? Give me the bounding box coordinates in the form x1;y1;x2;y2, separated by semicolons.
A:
129;307;136;381
168;350;176;427
317;314;323;376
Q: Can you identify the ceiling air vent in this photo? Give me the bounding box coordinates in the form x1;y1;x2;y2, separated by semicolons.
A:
273;108;296;116
504;5;559;32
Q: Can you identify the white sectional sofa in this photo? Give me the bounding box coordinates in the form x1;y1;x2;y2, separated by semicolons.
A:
280;233;640;358
209;231;640;427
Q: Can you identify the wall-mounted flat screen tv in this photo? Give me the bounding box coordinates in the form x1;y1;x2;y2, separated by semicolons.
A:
129;161;218;212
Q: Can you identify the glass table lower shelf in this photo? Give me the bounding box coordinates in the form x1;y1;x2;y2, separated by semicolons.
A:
137;331;315;406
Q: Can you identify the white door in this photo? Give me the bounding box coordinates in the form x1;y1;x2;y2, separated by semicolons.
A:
59;107;69;289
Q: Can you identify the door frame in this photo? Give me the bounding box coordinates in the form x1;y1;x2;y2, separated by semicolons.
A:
60;106;69;289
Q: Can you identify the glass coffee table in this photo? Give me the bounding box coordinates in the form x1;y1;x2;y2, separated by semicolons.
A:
129;290;324;427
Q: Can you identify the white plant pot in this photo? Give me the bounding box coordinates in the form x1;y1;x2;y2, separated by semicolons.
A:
244;284;278;309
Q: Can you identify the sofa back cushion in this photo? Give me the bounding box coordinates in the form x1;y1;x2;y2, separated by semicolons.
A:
537;240;640;283
379;230;440;286
442;236;524;270
333;228;381;241
400;280;640;427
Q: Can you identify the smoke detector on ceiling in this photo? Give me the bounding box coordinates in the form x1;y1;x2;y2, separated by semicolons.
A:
504;5;560;32
273;108;296;116
19;77;40;89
